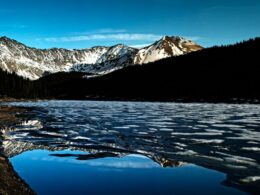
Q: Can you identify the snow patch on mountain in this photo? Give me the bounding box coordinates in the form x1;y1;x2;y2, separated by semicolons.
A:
134;36;203;64
0;36;203;80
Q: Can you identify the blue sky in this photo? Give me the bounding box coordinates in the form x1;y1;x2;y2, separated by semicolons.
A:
0;0;259;49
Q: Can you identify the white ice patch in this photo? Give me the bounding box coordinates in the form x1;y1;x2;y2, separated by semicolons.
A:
241;147;260;152
240;176;260;183
191;139;224;144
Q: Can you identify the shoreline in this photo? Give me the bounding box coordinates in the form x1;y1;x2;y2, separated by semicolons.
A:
1;97;260;105
0;106;35;194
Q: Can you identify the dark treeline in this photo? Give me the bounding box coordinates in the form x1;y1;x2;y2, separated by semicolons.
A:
0;70;85;99
0;70;38;98
80;37;260;102
0;38;260;103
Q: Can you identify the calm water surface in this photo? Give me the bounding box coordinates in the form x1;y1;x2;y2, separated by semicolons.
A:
1;101;260;195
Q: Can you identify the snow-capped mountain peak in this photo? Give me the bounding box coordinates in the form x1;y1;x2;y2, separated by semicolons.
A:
0;36;203;80
134;36;203;64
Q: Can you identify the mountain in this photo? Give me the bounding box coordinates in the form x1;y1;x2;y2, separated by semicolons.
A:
0;36;202;80
36;38;260;103
70;44;138;74
134;36;203;64
1;38;259;102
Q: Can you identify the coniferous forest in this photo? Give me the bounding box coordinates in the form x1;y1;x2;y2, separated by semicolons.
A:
0;70;35;98
0;38;260;103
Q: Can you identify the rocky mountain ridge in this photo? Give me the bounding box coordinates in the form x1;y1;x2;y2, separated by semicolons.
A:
0;36;203;80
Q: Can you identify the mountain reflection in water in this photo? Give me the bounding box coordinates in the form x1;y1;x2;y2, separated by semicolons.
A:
1;101;260;195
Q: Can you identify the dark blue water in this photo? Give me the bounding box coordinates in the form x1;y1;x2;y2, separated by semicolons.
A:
10;150;244;195
2;101;260;194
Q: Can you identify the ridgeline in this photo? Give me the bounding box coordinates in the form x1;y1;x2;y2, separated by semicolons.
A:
0;38;260;103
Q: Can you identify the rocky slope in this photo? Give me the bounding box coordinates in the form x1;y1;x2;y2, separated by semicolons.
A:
0;36;203;80
134;36;203;64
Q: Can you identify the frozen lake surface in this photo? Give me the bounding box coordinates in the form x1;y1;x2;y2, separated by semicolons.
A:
1;101;260;194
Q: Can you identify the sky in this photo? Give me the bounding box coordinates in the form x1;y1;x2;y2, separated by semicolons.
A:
0;0;259;49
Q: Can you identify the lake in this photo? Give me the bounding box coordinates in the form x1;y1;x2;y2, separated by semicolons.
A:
1;101;260;195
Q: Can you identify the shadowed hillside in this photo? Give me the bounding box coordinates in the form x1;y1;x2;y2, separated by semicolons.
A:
1;38;260;103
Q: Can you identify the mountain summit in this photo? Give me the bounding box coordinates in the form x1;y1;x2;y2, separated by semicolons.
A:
0;36;203;80
134;36;203;64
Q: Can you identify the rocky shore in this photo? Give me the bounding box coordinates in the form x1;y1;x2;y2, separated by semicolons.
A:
0;106;35;195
